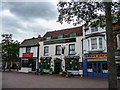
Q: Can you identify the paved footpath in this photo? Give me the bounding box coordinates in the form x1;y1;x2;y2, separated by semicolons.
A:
2;72;120;88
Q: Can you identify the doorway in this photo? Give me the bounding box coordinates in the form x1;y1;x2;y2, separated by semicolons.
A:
54;59;62;74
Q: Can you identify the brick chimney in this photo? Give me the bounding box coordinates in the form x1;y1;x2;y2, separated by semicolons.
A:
38;35;41;38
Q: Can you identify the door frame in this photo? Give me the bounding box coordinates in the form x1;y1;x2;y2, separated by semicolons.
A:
54;59;62;74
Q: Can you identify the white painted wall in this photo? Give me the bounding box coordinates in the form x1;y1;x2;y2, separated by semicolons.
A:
19;46;38;58
39;36;83;74
19;47;26;57
31;47;38;57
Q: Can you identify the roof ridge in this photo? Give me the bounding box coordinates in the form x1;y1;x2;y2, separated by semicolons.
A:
47;26;82;33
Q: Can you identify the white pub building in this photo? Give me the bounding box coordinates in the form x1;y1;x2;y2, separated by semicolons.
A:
39;26;83;76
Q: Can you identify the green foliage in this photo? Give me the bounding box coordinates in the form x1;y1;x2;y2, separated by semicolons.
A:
1;34;20;62
57;1;120;27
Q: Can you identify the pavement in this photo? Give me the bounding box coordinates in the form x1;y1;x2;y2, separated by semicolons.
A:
2;71;120;89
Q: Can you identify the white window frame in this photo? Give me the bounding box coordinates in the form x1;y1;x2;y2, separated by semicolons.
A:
88;37;104;51
117;34;120;49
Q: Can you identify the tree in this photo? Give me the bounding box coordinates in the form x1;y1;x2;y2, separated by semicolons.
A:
57;0;120;89
1;34;20;71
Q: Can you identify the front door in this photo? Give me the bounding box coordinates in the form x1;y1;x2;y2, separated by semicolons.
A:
93;62;102;77
54;60;61;74
93;63;98;76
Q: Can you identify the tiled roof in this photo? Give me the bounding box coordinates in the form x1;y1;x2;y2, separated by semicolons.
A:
43;26;83;38
20;37;41;47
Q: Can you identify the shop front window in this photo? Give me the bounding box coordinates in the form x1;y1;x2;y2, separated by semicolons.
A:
87;63;92;72
66;59;79;70
98;63;101;73
102;63;108;73
41;59;51;69
93;63;97;72
22;60;29;67
69;44;75;55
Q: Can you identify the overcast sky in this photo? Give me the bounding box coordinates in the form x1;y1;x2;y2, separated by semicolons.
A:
1;0;81;42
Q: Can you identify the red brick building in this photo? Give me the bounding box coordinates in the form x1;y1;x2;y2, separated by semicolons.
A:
113;23;120;76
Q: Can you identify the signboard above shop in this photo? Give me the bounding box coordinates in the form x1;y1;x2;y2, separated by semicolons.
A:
23;53;33;57
44;38;76;45
84;54;107;59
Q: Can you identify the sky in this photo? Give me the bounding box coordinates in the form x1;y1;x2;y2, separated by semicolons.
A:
1;0;81;42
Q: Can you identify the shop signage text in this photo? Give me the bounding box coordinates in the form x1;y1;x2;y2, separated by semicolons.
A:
44;38;76;45
84;54;107;59
23;53;33;57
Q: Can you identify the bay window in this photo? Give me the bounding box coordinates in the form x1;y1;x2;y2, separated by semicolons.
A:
88;37;104;51
99;38;103;49
91;38;97;49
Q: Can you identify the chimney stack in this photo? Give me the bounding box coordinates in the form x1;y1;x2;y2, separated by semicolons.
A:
38;35;41;38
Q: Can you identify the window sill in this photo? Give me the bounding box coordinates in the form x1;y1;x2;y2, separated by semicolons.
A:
56;54;61;55
88;49;104;52
68;54;76;55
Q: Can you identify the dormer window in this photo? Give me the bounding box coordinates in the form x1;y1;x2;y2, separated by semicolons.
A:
70;33;77;37
46;36;52;40
57;35;63;39
91;27;98;32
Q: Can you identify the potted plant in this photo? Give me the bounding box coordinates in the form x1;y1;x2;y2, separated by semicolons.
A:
49;68;53;75
59;68;63;75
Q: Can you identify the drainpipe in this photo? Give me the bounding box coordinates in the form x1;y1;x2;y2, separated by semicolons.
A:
37;44;40;71
81;38;84;77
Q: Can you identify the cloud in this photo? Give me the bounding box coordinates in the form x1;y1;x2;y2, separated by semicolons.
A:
1;2;78;43
2;2;58;20
2;13;51;42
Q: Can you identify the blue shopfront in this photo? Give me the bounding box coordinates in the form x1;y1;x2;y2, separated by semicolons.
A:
84;54;108;78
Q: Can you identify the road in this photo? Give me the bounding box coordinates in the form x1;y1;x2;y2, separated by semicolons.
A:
2;72;120;89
